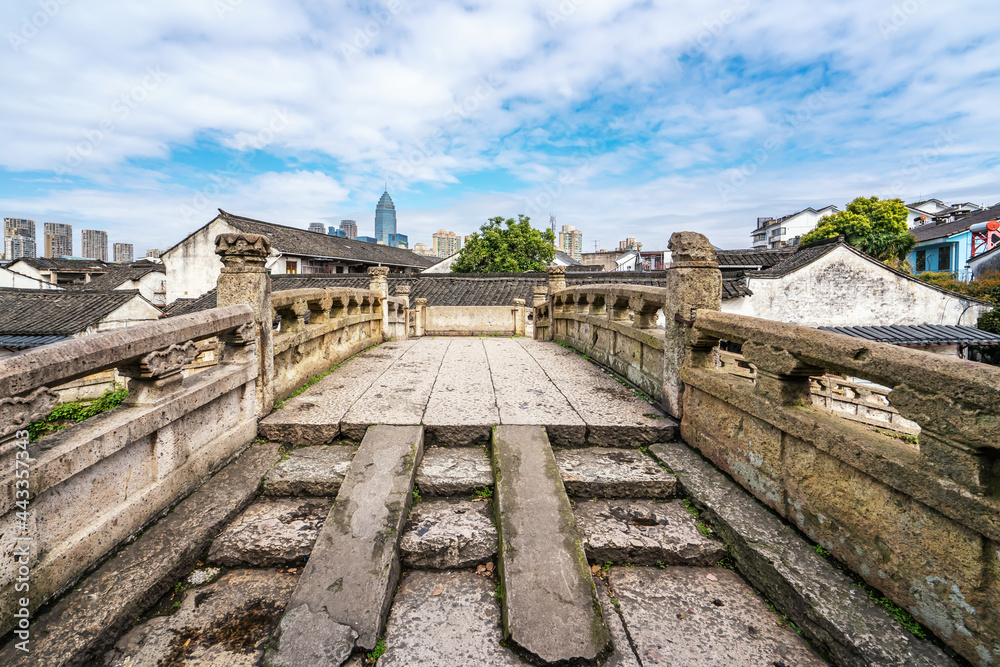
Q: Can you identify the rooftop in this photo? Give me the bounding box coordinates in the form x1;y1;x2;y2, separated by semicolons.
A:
0;288;150;336
911;202;1000;242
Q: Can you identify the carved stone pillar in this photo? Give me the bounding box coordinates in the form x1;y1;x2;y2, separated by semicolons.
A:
216;232;273;417
547;266;566;293
120;341;201;406
396;284;411;309
414;298;427;337
369;266;390;340
662;232;722;418
532;285;548;308
513;298;526;336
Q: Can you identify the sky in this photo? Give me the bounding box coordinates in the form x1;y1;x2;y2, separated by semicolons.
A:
1;0;999;256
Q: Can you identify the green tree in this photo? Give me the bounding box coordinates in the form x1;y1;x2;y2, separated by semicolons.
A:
451;215;556;273
801;196;915;262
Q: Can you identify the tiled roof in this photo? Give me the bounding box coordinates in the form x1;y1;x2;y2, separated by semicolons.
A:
818;324;1000;347
11;257;109;272
722;279;752;299
0;288;150;336
163;291;219;317
716;249;794;268
753;237;843;277
215;210;437;269
67;262;164;291
0;334;71;349
911;203;1000;242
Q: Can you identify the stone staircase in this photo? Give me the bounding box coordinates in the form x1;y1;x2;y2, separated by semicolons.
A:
101;421;832;667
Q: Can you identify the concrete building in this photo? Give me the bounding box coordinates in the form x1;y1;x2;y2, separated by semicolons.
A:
162;209;435;303
412;242;436;256
558;225;583;262
432;230;462;258
375;188;398;246
82;229;109;261
6;256;109;286
113;243;134;263
3;218;36;260
44;223;73;258
146;249;163;259
750;206;837;249
340;220;358;239
908;202;1000;281
308;222;326;234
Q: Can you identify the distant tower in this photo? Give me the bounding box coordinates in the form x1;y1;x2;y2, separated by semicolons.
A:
375;186;397;246
308;222;325;234
4;218;36;260
81;229;108;262
549;214;556;238
558;225;583;262
113;243;134;263
339;219;358;239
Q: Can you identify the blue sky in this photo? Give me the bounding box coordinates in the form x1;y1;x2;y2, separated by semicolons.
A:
2;0;999;255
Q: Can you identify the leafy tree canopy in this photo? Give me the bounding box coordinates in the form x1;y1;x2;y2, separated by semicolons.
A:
451;215;556;273
800;196;915;262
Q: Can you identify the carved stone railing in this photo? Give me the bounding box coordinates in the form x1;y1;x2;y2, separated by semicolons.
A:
684;309;1000;663
414;298;528;337
0;305;258;635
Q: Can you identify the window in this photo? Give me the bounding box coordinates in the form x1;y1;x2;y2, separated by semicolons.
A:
938;247;950;271
915;250;925;272
286;260;298;274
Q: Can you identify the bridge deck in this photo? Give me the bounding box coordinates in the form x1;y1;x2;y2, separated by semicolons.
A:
262;336;676;447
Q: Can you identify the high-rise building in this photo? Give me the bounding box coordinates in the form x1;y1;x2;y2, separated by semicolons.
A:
44;223;73;258
375;188;397;246
308;222;326;234
339;220;358;239
3;218;36;260
113;243;134;263
432;230;462;258
82;229;108;261
559;225;583;262
328;227;346;237
146;249;163;259
389;233;408;249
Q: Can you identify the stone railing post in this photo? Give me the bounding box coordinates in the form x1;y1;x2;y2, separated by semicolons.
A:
662;232;722;418
414;298;427;337
532;285;548;308
119;341;201;406
216;232;273;418
369;266;390;340
513;298;526;336
546;267;566;341
741;342;824;407
396;284;411;309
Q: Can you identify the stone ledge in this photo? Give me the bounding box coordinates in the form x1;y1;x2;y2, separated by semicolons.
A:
648;440;956;667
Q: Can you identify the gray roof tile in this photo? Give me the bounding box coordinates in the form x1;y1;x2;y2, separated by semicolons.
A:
0;288;153;336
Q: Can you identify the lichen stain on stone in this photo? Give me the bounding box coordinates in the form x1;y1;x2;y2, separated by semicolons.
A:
160;599;285;665
909;575;976;640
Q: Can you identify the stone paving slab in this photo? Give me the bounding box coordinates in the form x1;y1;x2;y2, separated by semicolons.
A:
595;579;641;667
492;425;610;663
207;497;332;567
262;444;356;497
484;338;586;446
415;446;493;496
400;498;497;569
379;571;527;667
265;425;423;665
575;499;725;566
610;566;826;666
517;338;677;446
649;441;956;667
104;569;298;667
341;339;450;440
259;341;415;444
555;447;677;498
423;338;500;445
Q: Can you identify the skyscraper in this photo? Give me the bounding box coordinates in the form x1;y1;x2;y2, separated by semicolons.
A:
113;243;134;263
339;219;358;239
44;223;73;258
308;222;326;234
432;230;462;258
82;229;108;261
375;188;397;246
4;218;36;260
559;225;583;262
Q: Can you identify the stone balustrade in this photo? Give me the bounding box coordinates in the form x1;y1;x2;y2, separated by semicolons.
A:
0;305;258;635
413;299;528;337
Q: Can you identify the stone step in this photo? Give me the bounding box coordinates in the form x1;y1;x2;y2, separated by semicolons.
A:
414;446;493;496
207;497;332;567
491;425;610;664
575;499;725;566
262;444;356;497
103;569;297;667
555;447;677;498
608;566;827;666
400;498;497;569
264;425;424;665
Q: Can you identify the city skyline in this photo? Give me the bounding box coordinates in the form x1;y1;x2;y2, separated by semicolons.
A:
1;2;998;253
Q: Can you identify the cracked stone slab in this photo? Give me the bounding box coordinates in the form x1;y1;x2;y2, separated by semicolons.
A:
401;498;497;569
262;445;356;497
207;497;333;567
484;338;586;446
379;571;527;667
259;341;415;444
423;338;500;445
610;566;826;666
104;569;298;667
415;446;493;496
575;499;725;566
341;339;450;440
595;579;641;667
555;447;677;498
265;425;423;663
516;338;677;446
492;425;610;663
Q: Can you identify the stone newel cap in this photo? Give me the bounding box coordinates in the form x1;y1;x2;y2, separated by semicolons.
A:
547;266;567;275
396;285;411;294
215;233;271;257
368;266;390;277
668;232;717;268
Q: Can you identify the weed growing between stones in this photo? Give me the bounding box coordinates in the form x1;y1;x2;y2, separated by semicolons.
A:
813;544;830;557
366;637;387;663
471;486;494;500
681;499;701;518
273;342;382;409
27;382;128;441
411;488;422;505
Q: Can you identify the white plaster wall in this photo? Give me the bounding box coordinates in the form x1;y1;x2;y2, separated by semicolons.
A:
738;245;989;327
114;271;166;305
163;218;240;304
86;298;162;334
5;261;43;281
0;267;62;289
